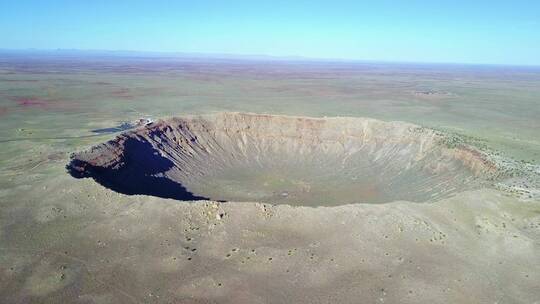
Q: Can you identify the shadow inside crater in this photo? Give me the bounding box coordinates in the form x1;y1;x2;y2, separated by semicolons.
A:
67;138;209;201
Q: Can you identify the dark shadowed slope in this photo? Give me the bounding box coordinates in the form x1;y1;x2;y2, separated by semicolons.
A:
67;137;208;201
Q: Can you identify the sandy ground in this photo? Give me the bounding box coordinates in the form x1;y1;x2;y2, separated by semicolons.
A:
1;55;540;303
1;173;539;303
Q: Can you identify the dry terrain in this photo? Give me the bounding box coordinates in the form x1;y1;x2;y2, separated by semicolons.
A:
1;53;539;303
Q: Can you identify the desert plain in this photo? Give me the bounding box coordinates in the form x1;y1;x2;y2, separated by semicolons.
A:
1;52;540;303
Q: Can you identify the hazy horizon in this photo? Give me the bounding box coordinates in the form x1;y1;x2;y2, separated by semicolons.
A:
2;48;540;68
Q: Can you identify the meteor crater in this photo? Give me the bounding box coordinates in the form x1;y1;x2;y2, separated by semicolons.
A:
68;112;499;206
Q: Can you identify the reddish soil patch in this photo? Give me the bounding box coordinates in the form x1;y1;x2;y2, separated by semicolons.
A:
10;96;78;112
15;97;48;107
111;88;133;99
0;106;8;117
0;79;39;83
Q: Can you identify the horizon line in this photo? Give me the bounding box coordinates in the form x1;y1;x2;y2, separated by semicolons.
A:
1;48;539;69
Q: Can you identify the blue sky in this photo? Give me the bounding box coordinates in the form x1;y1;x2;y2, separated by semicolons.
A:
1;0;539;65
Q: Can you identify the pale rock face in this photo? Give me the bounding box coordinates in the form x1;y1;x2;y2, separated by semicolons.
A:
69;112;499;206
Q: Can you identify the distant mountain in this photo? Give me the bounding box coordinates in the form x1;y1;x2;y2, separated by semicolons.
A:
0;48;319;62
